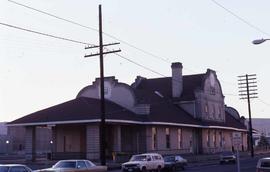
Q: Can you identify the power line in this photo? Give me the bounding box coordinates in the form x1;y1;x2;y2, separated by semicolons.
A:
8;0;98;33
258;98;270;107
0;22;93;45
8;0;233;82
0;20;167;78
0;21;241;97
211;0;270;36
112;51;168;77
8;0;171;64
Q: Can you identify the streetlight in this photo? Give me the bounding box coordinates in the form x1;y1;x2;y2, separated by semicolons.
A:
6;140;9;155
252;38;270;45
49;140;53;160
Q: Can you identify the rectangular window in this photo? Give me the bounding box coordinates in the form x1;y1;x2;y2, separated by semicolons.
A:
219;131;222;147
218;107;222;119
205;104;208;113
207;130;210;147
212;105;216;118
178;129;182;149
213;130;216;147
210;87;216;95
166;128;170;149
152;127;157;150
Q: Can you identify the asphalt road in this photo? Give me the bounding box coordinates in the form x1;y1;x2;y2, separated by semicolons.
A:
111;155;263;172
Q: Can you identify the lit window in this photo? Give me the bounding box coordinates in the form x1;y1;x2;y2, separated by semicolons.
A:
178;129;182;149
152;127;157;150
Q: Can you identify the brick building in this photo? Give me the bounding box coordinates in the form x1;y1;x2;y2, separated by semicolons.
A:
8;62;247;161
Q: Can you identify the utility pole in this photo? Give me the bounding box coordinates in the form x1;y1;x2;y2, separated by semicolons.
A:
85;5;121;165
238;74;258;158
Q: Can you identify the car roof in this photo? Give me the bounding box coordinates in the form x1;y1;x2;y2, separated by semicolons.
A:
137;153;161;156
0;164;27;166
58;160;88;162
259;157;270;161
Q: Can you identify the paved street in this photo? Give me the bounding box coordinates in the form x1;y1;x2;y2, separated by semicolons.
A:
111;156;262;172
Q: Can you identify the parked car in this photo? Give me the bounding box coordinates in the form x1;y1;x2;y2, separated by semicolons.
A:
163;155;187;171
219;151;236;164
0;164;32;172
122;153;164;172
35;160;107;172
256;157;270;172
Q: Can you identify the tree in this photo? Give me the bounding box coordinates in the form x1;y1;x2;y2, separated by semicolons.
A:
258;134;270;148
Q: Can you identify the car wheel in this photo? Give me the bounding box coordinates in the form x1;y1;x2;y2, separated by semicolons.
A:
142;167;147;172
181;165;185;171
157;166;162;172
171;166;176;172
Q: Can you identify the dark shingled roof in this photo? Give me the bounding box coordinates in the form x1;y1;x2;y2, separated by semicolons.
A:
9;73;246;131
9;97;146;125
9;95;199;126
135;74;206;101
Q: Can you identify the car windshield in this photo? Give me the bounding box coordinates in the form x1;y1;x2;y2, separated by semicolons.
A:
53;161;76;168
164;156;175;162
261;161;270;167
221;152;234;156
0;167;9;172
130;155;147;161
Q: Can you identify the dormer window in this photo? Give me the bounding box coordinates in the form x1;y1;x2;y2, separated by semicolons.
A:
218;107;222;119
210;87;216;95
204;104;208;113
212;104;216;118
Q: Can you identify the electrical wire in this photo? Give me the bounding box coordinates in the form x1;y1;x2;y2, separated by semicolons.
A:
3;1;268;119
8;0;240;86
258;98;270;107
0;21;242;97
211;0;270;36
8;0;171;64
0;22;94;45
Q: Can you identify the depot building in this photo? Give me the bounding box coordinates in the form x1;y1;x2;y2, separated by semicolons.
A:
8;62;247;161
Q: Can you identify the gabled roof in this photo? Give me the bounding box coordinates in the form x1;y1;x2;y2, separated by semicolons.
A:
134;74;206;101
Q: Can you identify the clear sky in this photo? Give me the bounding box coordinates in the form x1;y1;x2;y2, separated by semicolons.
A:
1;0;270;122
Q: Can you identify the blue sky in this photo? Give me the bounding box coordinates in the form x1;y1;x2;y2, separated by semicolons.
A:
1;0;270;122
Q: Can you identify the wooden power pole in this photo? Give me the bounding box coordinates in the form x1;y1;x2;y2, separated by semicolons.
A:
85;5;121;165
238;74;258;158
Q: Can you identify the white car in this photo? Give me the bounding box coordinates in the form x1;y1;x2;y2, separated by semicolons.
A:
122;153;164;172
0;164;32;172
256;157;270;172
35;160;107;172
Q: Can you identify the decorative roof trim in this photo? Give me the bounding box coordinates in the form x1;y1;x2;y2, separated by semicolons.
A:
7;119;247;132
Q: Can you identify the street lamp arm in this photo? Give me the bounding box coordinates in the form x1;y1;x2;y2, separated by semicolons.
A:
252;38;270;45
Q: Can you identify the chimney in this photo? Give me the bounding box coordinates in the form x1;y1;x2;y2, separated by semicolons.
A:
171;62;183;98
